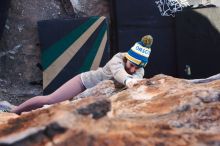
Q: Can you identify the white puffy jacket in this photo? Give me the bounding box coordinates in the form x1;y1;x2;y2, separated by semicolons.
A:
80;53;144;88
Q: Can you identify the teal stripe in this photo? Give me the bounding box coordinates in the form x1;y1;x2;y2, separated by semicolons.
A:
41;17;99;70
78;23;107;73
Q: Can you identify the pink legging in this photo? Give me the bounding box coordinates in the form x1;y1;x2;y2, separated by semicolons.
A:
12;74;86;114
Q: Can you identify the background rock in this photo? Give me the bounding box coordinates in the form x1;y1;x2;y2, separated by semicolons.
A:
69;0;109;17
0;0;110;105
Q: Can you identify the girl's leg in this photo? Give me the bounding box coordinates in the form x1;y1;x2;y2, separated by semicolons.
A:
46;74;86;103
12;74;85;114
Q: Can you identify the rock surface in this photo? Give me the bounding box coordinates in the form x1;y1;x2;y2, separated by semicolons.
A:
1;74;220;145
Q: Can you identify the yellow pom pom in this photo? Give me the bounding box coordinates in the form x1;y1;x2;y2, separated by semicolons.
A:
141;35;153;47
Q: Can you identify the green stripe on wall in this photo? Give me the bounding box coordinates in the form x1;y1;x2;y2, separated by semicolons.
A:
41;17;99;70
78;23;107;73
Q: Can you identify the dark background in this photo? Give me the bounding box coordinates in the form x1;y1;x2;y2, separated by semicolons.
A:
0;0;10;39
110;0;220;79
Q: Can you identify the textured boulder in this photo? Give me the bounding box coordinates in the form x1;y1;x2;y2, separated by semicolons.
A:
0;74;220;145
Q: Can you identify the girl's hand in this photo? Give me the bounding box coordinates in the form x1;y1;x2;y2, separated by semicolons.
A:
125;78;141;88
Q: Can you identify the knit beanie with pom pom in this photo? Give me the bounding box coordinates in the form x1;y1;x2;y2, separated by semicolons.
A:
125;35;153;67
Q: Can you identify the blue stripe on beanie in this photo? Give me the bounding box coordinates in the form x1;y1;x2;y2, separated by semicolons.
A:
127;49;148;64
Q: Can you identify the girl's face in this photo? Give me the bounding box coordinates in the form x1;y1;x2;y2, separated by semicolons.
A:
125;60;140;74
